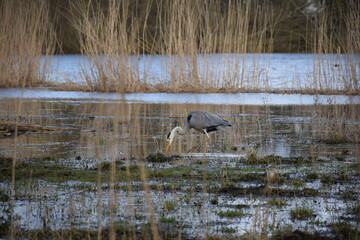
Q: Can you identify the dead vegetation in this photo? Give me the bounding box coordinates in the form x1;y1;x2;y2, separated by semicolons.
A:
0;0;55;88
0;0;358;94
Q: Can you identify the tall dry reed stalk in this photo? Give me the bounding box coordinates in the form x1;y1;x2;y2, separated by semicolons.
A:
0;0;55;88
69;0;274;93
69;0;150;92
154;0;274;91
310;0;359;93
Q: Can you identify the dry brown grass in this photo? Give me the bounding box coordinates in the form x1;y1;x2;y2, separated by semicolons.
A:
0;0;55;88
68;0;150;92
67;0;274;93
0;0;358;94
309;0;359;93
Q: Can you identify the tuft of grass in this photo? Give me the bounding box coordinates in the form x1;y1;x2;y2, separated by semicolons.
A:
218;209;245;218
210;197;219;205
306;172;319;180
268;199;287;207
163;201;177;212
331;222;360;240
220;226;236;234
291;179;305;188
335;155;346;161
290;207;316;220
320;135;350;144
159;216;176;224
320;174;335;184
349;204;360;217
149;165;195;178
342;191;356;200
146;152;169;162
0;189;10;202
245;152;283;165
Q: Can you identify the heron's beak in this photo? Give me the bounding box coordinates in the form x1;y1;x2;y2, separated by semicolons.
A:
165;140;171;153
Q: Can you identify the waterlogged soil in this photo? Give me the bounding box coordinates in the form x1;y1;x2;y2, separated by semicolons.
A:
0;90;359;239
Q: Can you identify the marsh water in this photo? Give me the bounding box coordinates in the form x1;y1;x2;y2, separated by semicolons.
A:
47;53;359;92
0;88;359;238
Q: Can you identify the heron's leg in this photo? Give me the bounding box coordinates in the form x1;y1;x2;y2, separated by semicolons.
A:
203;129;210;138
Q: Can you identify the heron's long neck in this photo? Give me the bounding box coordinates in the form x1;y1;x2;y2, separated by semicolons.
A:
174;126;190;135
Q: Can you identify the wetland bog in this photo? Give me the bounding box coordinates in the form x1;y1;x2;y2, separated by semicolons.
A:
1;0;360;238
0;90;359;239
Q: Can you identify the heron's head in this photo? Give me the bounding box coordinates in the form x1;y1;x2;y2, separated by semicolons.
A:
165;128;176;152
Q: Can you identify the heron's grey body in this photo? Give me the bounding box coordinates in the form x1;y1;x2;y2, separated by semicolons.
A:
186;110;231;134
165;110;231;152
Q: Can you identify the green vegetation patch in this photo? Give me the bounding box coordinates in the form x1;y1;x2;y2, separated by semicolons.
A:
290;207;316;220
244;153;284;164
306;172;319;180
220;226;237;234
331;222;360;240
218;209;245;218
149;165;197;178
0;157;142;183
0;157;98;182
243;154;309;165
159;216;177;223
163;201;177;212
268;199;287;207
319;135;351;144
291;179;305;188
271;230;334;240
146;153;182;162
146;152;169;162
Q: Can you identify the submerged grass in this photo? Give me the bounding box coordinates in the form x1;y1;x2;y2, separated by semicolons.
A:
1;150;359;239
290;207;316;220
218;209;245;218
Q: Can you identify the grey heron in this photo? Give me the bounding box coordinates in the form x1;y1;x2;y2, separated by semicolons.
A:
165;110;232;152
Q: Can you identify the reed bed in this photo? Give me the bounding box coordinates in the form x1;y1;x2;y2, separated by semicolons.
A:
65;0;358;94
0;0;358;94
309;0;360;94
0;0;55;88
67;0;274;93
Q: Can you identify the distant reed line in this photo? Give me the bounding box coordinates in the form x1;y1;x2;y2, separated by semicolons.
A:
0;0;358;93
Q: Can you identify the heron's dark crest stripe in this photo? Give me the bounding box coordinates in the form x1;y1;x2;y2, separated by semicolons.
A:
187;114;192;122
167;131;171;139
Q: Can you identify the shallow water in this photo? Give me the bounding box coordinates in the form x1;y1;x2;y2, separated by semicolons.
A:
45;53;359;92
0;89;359;238
1;89;359;160
2;88;360;105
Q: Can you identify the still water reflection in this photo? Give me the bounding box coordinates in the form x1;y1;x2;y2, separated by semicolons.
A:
1;93;359;163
